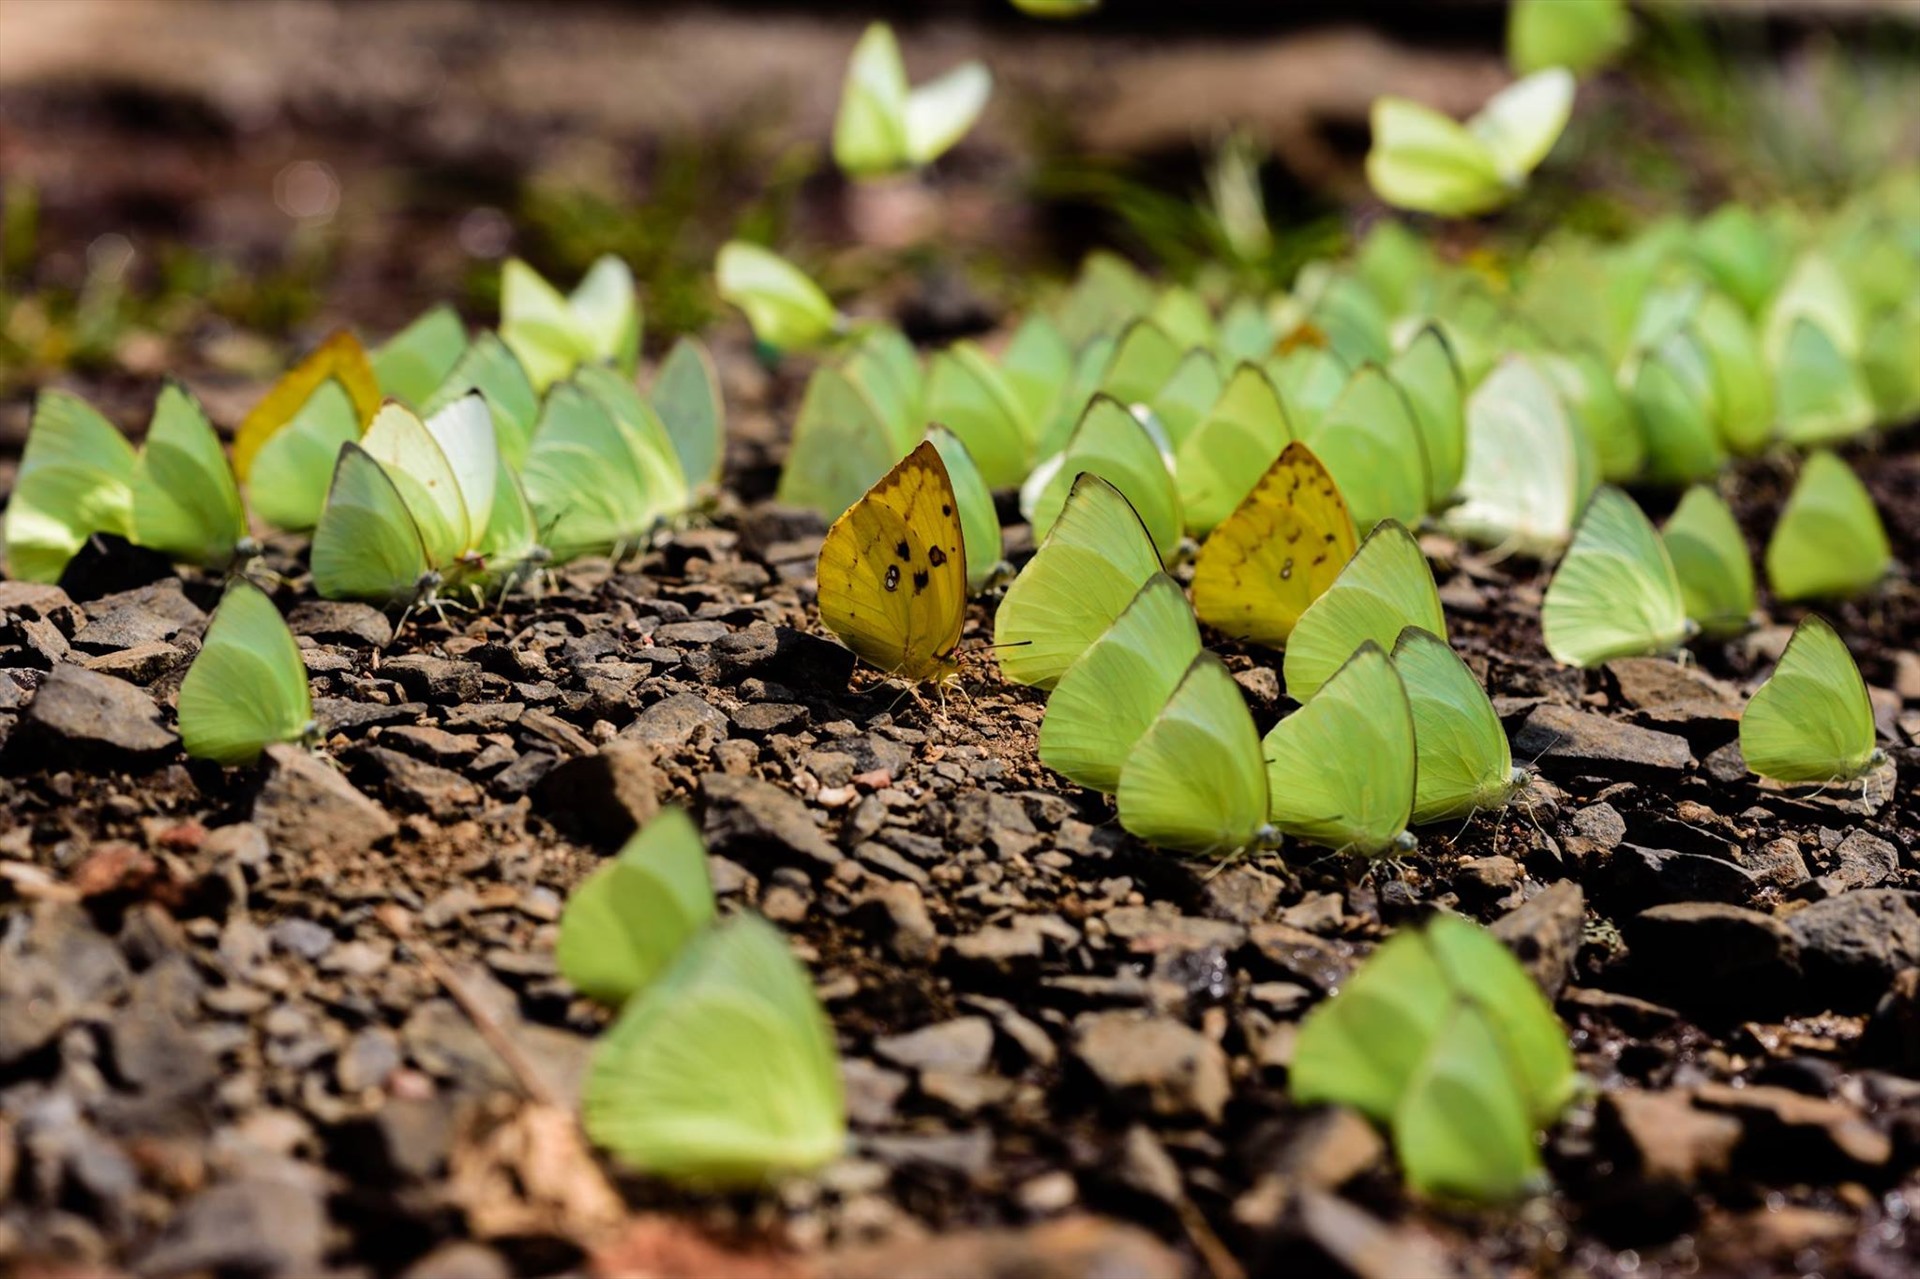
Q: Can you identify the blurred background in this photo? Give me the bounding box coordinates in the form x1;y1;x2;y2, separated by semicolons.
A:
2;0;1918;416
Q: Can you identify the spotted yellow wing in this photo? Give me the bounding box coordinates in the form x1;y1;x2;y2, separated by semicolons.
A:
1191;442;1359;649
817;442;967;681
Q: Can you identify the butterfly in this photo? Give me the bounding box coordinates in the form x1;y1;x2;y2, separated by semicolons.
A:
1764;449;1891;603
522;381;676;564
649;336;728;497
778;365;905;521
1290;912;1575;1203
5;389;137;583
1444;355;1590;557
1389;326;1469;511
1661;485;1756;640
1300;364;1432;533
129;382;256;572
1174;362;1294;536
998;315;1075;444
1191;442;1358;650
1632;327;1727;487
358;398;497;577
581;914;845;1185
1265;641;1418;856
499;255;641;394
236;330;381;532
1392;627;1527;824
423;332;541;469
925;341;1035;490
1039;573;1202;794
833;22;991;179
177;579;315;766
816;441;968;683
1541;487;1693;668
1283;519;1445;701
1115;651;1277;856
576;364;696;522
1508;0;1632;77
1765;256;1873;447
372;305;467;406
926;428;1006;594
310;444;441;608
1366;68;1575;217
716;241;842;354
1690;290;1773;455
1095;318;1184;410
466;456;547;600
994;473;1163;689
1143;348;1224;449
1739;614;1886;787
555;808;717;1007
1539;348;1643;485
1022;395;1183;562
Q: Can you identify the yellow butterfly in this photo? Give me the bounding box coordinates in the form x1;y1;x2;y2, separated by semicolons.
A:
1191;441;1359;648
817;441;968;682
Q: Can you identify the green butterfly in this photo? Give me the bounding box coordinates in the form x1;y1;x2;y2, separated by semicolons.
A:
372;305;468;406
5;389;137;583
1023;396;1183;563
716;242;843;355
1291;912;1576;1203
1690;291;1773;455
523;381;675;563
581;914;845;1185
1764;450;1891;602
1283;519;1445;702
832;21;991;179
423;332;541;470
650;336;727;496
1739;615;1885;788
577;364;694;520
1508;0;1630;77
1265;642;1418;856
1773;317;1876;446
926;427;1004;594
358;398;497;576
128;382;256;572
998;315;1075;438
1096;319;1184;411
1661;485;1755;640
1539;348;1643;484
777;366;900;521
237;331;380;533
1150;285;1217;354
467;456;548;600
994;473;1163;689
1389;326;1468;511
1039;573;1202;794
177;579;315;766
1265;345;1349;439
1218;296;1276;365
1631;329;1728;486
839;327;925;456
1142;348;1224;449
1445;356;1587;557
1393;628;1527;825
1053;251;1155;348
1116;651;1277;856
310;444;440;607
556;809;717;1007
499;255;641;394
925;341;1036;490
1367;69;1575;218
1541;487;1693;668
1301;364;1432;532
1174;362;1295;536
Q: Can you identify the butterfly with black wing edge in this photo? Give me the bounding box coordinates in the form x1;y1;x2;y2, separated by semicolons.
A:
816;441;968;684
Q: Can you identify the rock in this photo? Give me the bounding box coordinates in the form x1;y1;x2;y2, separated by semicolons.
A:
1747;837;1812;891
354;745;483;816
823;1214;1184;1279
623;692;729;751
0;580;85;636
109;1001;217;1101
135;1160;327;1278
1246;923;1357;993
1490;881;1584;999
711;622;855;691
81;641;187;683
1596;1088;1741;1186
1607;657;1743;730
287;600;392;648
72;583;203;653
1295;1189;1461;1279
1199;865;1285;925
1624;903;1802;1016
0;905;131;1066
1515;705;1694;776
1234;1107;1385;1229
1787;891;1920;1007
1116;1125;1184;1205
1072;1011;1229;1122
1562;802;1626;862
335;1095;458;1184
14;662;174;761
381;654;484;703
729;702;808;736
875;1017;994;1074
701;772;842;873
1821;829;1898;893
1453;855;1522;905
1604;844;1757;910
1693;1081;1892;1171
535;741;664;847
1702;740;1748;785
863;1129;994;1178
951;919;1046;966
855;881;941;964
399;1242;514;1279
841;1058;910;1128
338;1027;403;1093
253;744;398;859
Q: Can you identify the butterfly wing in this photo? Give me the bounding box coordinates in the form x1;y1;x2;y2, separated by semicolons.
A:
524;383;661;561
1366;96;1507;217
833;22;912;176
5;390;138;583
472;457;543;592
1764;450;1891;602
424;394;499;553
1774;317;1875;447
926;428;1002;594
1175;363;1295;536
816;442;967;682
177;579;314;766
1098;319;1184;408
1541;487;1692;667
373;305;467;405
1040;574;1202;793
1000;315;1073;434
1393;628;1518;824
130;383;250;570
1467;68;1575;182
925;343;1034;489
1264;642;1416;855
994;474;1164;689
1148;349;1226;448
1661;485;1755;639
1192;442;1358;649
500;259;594;393
1026;396;1183;561
424;332;541;469
716;242;840;353
582;916;845;1185
1302;364;1432;532
247;381;366;532
576;364;692;520
555;809;717;1007
1290;926;1453;1122
232;330;379;485
651;336;726;492
568;255;642;375
1115;652;1270;855
1425;913;1576;1126
1391;1001;1540;1203
311;444;436;605
1283;520;1445;700
777;366;903;521
1389;326;1468;510
360;404;470;567
1740;615;1880;784
1445;355;1582;556
904;60;992;166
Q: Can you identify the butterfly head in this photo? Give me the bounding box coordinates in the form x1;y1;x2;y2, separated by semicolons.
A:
1390;830;1419;856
